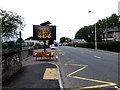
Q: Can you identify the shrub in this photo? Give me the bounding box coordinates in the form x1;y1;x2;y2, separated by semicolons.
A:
75;41;120;52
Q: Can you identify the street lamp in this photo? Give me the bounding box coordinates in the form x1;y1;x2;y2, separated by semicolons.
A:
88;11;97;50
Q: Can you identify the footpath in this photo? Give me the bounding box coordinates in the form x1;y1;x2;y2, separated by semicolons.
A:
2;54;62;90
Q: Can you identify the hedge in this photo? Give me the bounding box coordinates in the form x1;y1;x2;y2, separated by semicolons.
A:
67;41;120;52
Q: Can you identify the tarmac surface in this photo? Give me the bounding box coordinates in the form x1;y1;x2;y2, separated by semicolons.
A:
2;62;60;90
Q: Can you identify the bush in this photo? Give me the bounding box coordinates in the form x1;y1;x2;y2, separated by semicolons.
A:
66;43;73;46
75;41;120;52
77;42;95;49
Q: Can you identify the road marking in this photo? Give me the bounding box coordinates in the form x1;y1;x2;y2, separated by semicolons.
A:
89;51;94;52
113;53;118;55
67;66;87;77
58;52;64;56
72;83;117;90
50;62;64;89
94;56;101;59
64;64;88;67
43;68;58;80
66;61;72;63
114;86;120;90
81;52;84;53
65;64;117;89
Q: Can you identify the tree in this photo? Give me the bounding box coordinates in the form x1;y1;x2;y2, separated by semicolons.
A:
16;38;24;43
48;40;54;45
75;13;119;42
60;37;65;43
108;14;119;28
0;9;26;41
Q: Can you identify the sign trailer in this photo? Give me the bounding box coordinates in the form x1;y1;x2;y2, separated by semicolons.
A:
33;25;56;53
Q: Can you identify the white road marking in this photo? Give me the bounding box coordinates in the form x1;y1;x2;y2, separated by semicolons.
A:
94;56;101;59
89;51;94;52
51;62;63;89
81;52;84;53
114;86;120;90
113;53;118;55
67;61;72;63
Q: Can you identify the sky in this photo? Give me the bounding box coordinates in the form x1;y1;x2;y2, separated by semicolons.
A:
0;0;120;41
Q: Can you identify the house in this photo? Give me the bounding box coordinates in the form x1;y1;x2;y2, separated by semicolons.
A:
72;39;86;44
24;37;40;46
102;27;120;41
24;36;49;46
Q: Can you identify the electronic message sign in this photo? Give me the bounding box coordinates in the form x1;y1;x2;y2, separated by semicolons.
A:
33;25;56;40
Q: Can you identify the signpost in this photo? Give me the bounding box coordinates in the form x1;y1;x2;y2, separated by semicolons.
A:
118;1;120;21
33;24;56;52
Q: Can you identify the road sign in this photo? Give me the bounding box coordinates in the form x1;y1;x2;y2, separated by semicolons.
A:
33;25;56;40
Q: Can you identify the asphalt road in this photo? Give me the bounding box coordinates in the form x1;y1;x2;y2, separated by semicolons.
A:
57;46;119;89
2;47;119;90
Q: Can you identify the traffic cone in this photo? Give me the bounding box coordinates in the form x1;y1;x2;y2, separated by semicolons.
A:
55;54;59;62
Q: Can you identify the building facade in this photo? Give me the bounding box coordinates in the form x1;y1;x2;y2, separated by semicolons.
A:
102;27;120;41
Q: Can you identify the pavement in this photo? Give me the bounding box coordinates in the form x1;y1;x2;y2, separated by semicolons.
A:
2;54;62;90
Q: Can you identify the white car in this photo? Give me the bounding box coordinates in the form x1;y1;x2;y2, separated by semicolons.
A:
50;45;56;50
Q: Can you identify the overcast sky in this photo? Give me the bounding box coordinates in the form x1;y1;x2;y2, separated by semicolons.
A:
0;0;119;41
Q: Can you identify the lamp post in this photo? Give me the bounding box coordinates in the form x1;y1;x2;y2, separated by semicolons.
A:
88;11;97;50
105;17;108;41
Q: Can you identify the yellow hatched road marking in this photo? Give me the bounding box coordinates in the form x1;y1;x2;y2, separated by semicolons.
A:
69;76;116;84
65;64;117;89
43;68;58;80
71;83;117;90
67;66;87;77
80;83;117;89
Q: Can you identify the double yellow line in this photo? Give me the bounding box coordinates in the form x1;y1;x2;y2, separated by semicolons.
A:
65;64;117;90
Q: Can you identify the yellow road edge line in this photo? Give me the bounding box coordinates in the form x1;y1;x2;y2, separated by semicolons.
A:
69;75;115;84
67;66;87;77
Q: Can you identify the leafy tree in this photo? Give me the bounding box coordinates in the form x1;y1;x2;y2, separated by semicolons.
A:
48;40;54;45
60;37;65;43
108;14;119;28
75;13;119;42
0;9;26;41
16;38;24;43
60;37;71;43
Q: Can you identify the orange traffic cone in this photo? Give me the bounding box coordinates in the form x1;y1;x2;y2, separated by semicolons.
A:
55;54;59;62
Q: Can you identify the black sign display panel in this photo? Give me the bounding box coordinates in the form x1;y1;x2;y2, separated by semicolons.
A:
33;25;56;40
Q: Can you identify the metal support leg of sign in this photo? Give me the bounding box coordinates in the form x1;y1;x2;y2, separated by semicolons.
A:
43;39;46;52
